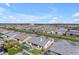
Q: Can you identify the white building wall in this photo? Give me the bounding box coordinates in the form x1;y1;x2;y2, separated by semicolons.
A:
44;39;54;49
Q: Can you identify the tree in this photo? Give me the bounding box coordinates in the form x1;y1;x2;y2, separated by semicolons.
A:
4;40;20;49
8;48;18;55
8;47;22;55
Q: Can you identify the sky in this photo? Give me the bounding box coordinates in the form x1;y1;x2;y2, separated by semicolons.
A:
0;3;79;24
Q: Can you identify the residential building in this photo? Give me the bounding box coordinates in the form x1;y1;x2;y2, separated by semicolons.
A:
4;32;18;38
66;30;79;38
27;36;54;50
55;28;68;35
14;33;30;41
48;40;79;55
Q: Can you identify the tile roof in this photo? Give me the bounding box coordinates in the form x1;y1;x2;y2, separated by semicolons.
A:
48;40;79;55
28;36;53;47
66;30;79;35
14;33;28;40
55;28;67;33
5;32;18;37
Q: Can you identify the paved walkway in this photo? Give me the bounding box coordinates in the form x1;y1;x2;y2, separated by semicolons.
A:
23;49;33;55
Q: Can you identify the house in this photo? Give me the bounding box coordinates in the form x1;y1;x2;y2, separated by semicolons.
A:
0;30;10;35
27;36;54;50
4;32;18;38
67;27;79;30
48;40;79;55
13;33;30;41
55;28;68;35
66;30;79;38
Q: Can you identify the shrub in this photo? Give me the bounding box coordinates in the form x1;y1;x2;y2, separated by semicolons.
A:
8;48;18;55
8;47;22;55
29;48;41;55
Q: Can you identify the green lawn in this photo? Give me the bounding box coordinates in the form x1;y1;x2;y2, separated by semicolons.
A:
29;48;42;55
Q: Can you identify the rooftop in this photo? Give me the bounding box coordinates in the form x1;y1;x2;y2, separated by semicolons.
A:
28;36;53;47
66;30;79;35
55;28;68;33
5;32;18;37
14;33;29;40
48;40;79;55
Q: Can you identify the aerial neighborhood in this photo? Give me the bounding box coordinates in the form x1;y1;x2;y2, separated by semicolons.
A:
0;24;79;55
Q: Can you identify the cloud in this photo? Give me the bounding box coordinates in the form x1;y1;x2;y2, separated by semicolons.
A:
1;6;78;24
52;17;58;19
0;7;61;23
48;16;61;23
73;19;79;21
50;7;57;11
48;20;57;23
72;12;79;17
71;19;79;23
0;5;61;23
72;12;79;23
0;7;6;13
0;7;39;23
5;3;10;7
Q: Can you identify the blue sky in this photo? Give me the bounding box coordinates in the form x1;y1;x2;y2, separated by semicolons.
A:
0;3;79;23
